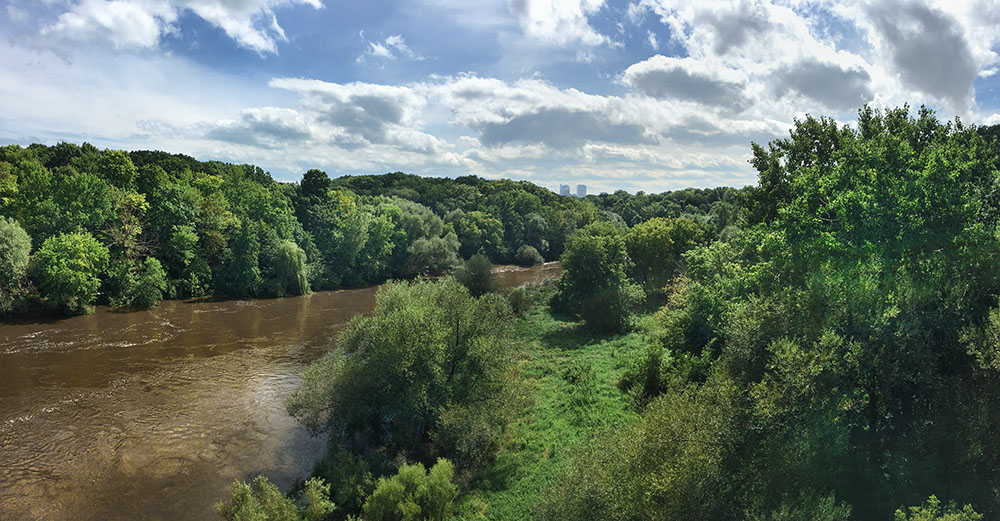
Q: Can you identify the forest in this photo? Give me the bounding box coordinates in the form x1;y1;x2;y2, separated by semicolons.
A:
5;105;1000;521
0;140;739;316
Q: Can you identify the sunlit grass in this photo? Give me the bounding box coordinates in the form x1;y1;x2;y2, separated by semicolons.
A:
454;286;652;520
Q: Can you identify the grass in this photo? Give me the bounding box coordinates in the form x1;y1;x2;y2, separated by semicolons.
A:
453;286;655;520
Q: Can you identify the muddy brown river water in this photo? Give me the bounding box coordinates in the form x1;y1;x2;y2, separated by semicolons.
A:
0;263;562;521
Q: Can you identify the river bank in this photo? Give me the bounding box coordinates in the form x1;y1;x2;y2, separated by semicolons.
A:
0;263;561;521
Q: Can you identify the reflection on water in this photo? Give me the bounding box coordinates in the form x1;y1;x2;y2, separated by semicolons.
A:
0;263;561;521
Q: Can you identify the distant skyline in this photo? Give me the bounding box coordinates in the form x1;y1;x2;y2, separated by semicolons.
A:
2;1;1000;193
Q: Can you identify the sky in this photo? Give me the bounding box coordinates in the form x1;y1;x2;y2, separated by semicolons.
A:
2;1;1000;193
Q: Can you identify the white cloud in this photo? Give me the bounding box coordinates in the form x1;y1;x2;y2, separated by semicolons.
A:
508;0;608;46
623;55;748;110
40;0;323;54
357;34;424;63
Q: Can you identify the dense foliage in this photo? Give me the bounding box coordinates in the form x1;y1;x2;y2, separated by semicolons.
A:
543;106;1000;520
217;476;336;521
0;216;30;312
0;144;611;315
282;278;517;518
550;222;644;332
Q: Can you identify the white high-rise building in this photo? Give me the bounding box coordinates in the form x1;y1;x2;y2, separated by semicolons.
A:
576;184;587;198
559;184;571;196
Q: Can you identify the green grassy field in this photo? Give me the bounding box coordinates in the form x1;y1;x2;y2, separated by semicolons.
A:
454;287;654;520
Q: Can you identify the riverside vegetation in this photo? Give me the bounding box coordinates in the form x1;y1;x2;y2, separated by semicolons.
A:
6;105;1000;520
0;142;740;316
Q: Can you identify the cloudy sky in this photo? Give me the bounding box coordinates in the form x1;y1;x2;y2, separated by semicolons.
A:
2;0;1000;193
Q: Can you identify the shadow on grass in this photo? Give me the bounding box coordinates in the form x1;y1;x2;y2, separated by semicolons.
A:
541;322;618;351
469;453;523;492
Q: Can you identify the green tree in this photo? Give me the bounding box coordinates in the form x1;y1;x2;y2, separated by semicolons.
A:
454;253;497;297
272;240;310;297
288;279;515;466
552;222;643;332
34;232;110;314
0;216;31;312
624;217;704;288
131;257;167;309
453;210;504;260
217;476;335;521
895;496;982;521
363;459;458;521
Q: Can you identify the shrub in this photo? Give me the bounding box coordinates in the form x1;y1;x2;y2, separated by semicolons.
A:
514;245;544;266
508;286;531;316
454;253;497;297
217;476;335;521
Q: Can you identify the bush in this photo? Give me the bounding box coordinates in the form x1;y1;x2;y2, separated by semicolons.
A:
363;459;458;521
508;286;531;316
217;476;335;521
454;253;497;297
514;245;544;266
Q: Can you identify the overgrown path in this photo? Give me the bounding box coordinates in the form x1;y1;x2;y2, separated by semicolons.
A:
456;292;652;520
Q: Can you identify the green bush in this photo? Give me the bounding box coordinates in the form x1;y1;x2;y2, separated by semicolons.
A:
454;253;497;297
288;278;516;466
507;286;531;316
217;476;335;521
363;459;457;521
513;245;544;267
551;222;643;333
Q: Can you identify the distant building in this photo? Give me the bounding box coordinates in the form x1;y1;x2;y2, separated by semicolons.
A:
559;184;571;196
576;184;587;198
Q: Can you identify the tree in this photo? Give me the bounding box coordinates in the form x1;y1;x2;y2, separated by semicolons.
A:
624;217;704;288
131;257;168;309
404;233;460;277
217;476;335;521
34;232;109;314
363;459;458;521
272;240;310;297
552;222;643;332
894;496;982;521
454;253;497;297
0;216;31;312
453;210;504;260
288;278;515;466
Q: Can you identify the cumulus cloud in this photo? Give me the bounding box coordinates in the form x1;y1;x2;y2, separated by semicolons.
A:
266;78;441;153
206;107;312;149
41;0;322;53
623;56;747;110
863;1;977;111
771;60;873;111
476;108;654;148
508;0;607;46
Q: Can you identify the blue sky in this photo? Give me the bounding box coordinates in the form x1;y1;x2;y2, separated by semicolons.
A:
2;0;1000;193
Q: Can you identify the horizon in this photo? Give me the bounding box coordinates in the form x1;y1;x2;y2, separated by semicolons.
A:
2;1;1000;194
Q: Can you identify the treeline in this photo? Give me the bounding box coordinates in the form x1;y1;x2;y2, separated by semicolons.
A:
1;142;733;316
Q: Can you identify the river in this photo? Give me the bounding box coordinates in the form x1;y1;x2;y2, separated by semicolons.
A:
0;263;562;521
